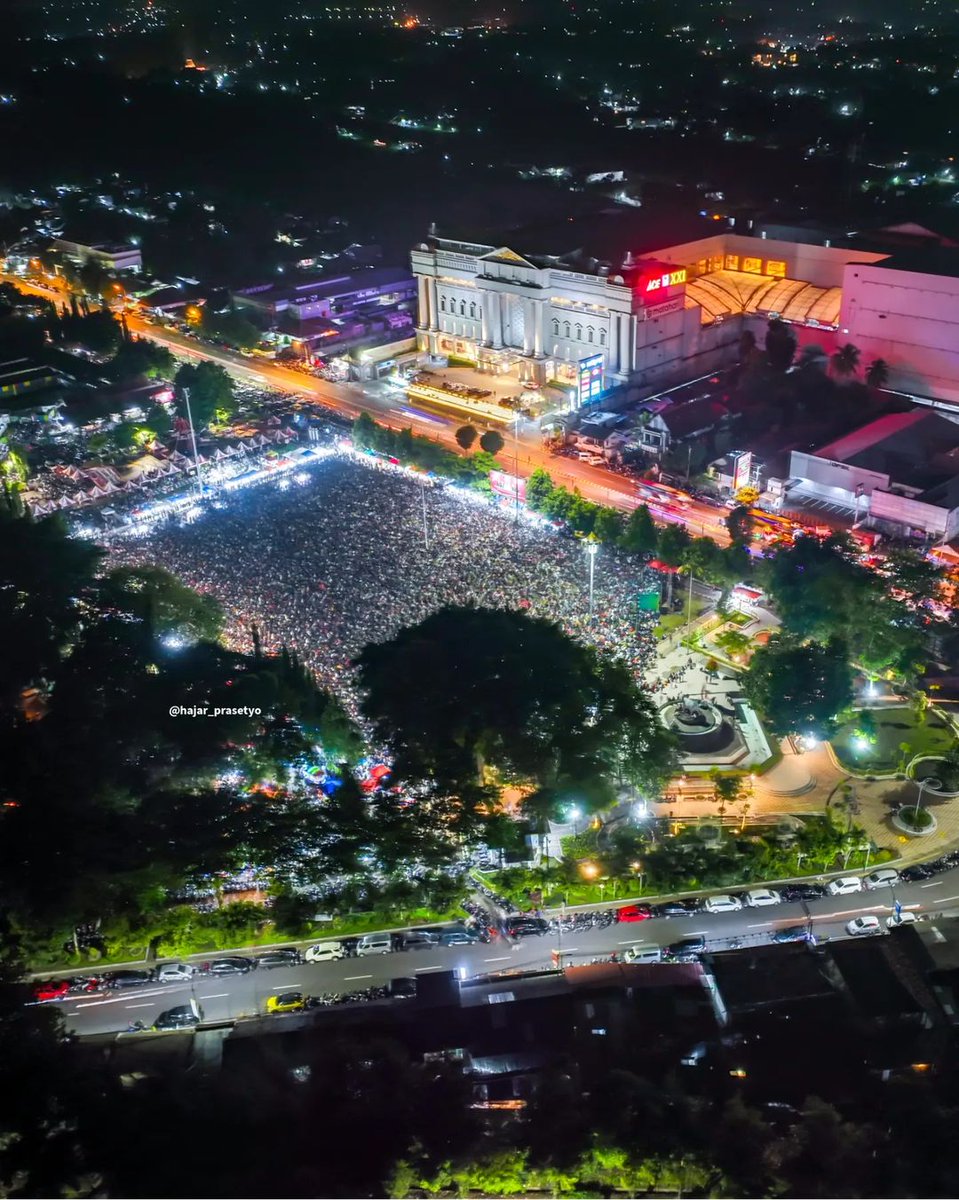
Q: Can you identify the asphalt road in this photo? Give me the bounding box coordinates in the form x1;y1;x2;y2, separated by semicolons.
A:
48;867;959;1037
3;274;729;541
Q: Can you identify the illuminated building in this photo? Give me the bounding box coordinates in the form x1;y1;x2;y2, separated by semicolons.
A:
412;223;959;407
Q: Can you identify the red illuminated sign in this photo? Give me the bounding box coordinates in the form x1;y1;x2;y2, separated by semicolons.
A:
644;268;687;294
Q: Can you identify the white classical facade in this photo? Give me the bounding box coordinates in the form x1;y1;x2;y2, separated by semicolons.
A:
411;237;655;392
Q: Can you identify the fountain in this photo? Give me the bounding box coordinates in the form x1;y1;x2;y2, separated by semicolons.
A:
661;697;736;755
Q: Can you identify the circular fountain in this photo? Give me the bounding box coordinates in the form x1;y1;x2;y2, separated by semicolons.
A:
661;697;736;755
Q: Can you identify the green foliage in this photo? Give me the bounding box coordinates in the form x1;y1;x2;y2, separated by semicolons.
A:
202;306;261;350
57;310;123;357
726;503;753;545
478;428;505;456
173;360;236;428
620;503;658;556
744;633;854;737
108;337;175;383
453;424;478;451
524;466;555;512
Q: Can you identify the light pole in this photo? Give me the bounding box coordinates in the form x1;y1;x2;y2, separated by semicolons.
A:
182;386;204;499
513;412;521;524
586;538;598;622
912;776;941;824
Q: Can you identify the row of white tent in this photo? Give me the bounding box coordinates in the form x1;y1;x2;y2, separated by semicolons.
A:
27;429;298;516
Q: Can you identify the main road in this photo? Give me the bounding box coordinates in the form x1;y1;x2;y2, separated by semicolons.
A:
47;867;959;1037
3;273;731;543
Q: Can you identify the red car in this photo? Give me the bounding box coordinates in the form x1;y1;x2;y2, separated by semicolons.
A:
33;980;71;1003
616;904;653;924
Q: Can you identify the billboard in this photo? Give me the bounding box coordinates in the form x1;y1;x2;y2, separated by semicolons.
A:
637;585;661;613
489;470;527;504
731;449;753;493
578;353;604;406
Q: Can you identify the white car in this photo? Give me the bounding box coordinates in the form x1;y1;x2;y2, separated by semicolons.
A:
887;911;918;930
622;945;663;964
846;915;882;937
703;894;743;914
827;875;863;896
863;868;899;890
304;941;346;963
156;962;197;983
744;888;782;908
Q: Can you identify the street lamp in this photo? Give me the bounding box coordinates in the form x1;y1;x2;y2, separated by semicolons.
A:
912;776;941;824
585;537;599;621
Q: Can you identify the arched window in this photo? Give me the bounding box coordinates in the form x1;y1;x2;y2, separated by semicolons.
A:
599;330;606;346
575;323;582;341
440;296;446;312
563;321;571;339
459;300;466;316
587;326;594;343
551;318;559;336
469;302;476;319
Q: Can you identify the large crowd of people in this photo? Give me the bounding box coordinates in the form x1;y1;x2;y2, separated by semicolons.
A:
108;452;669;715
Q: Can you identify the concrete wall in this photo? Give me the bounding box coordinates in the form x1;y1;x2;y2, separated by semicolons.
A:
841;263;959;405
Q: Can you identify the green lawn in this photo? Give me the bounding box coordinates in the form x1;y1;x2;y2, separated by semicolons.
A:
655;597;708;639
832;708;957;773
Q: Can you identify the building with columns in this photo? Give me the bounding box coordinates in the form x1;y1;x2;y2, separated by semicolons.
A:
412;222;959;408
411;235;678;397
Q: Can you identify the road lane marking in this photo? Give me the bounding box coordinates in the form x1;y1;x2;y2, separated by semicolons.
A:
74;989;169;1009
618;940;648;945
921;881;944;887
746;922;773;928
484;956;512;962
344;974;372;981
414;965;447;973
198;992;229;999
124;1002;157;1009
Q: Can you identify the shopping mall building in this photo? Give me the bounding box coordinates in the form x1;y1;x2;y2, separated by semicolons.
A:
410;223;959;407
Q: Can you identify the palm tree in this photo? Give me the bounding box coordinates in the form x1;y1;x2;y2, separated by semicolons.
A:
831;342;861;379
865;358;889;390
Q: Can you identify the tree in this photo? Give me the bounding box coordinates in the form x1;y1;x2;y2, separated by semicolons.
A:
98;565;224;642
757;535;872;642
525;467;555;512
109;337;175;383
656;523;691;567
738;329;757;363
765;318;796;372
726;504;753;545
620;504;658;557
831;342;861;379
593;506;624;544
355;606;677;818
173;360;235;428
353;411;378;450
743;634;854;737
478;429;505;456
202;307;261;351
454;424;478;452
58;310;122;357
865;357;889;389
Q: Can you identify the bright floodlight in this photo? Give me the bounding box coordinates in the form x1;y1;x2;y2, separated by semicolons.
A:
853;735;869;753
161;632;188;651
568;805;582;822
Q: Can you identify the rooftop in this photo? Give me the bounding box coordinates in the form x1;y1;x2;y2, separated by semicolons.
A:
816;410;959;495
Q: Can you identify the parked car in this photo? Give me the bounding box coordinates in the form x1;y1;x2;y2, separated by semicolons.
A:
440;927;482;946
703;894;743;914
200;957;254;975
266;991;307;1014
900;864;935;882
398;931;440;951
622;945;663;964
653;901;697;919
616;904;653;923
662;935;707;961
779;884;826;902
33;980;71;1003
772;924;811;944
102;969;154;989
846;916;882;937
388;977;417;999
255;948;303;969
744;888;782;908
827;876;863;896
356;933;393;957
887;911;919;930
507;917;550;937
863;869;899;890
304;941;346;963
156;962;197;983
153;1004;201;1031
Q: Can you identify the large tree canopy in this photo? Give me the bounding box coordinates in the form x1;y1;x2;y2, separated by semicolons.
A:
355;606;677;818
743;633;854;738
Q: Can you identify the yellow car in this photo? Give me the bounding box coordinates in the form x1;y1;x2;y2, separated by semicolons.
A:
266;991;307;1014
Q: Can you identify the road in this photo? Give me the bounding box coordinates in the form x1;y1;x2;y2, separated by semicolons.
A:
3;274;730;541
47;867;959;1037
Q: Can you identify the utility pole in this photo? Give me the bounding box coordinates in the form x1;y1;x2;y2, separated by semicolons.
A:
182;386;204;499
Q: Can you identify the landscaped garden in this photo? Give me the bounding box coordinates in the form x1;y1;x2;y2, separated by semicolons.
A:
831;706;958;774
478;812;892;911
